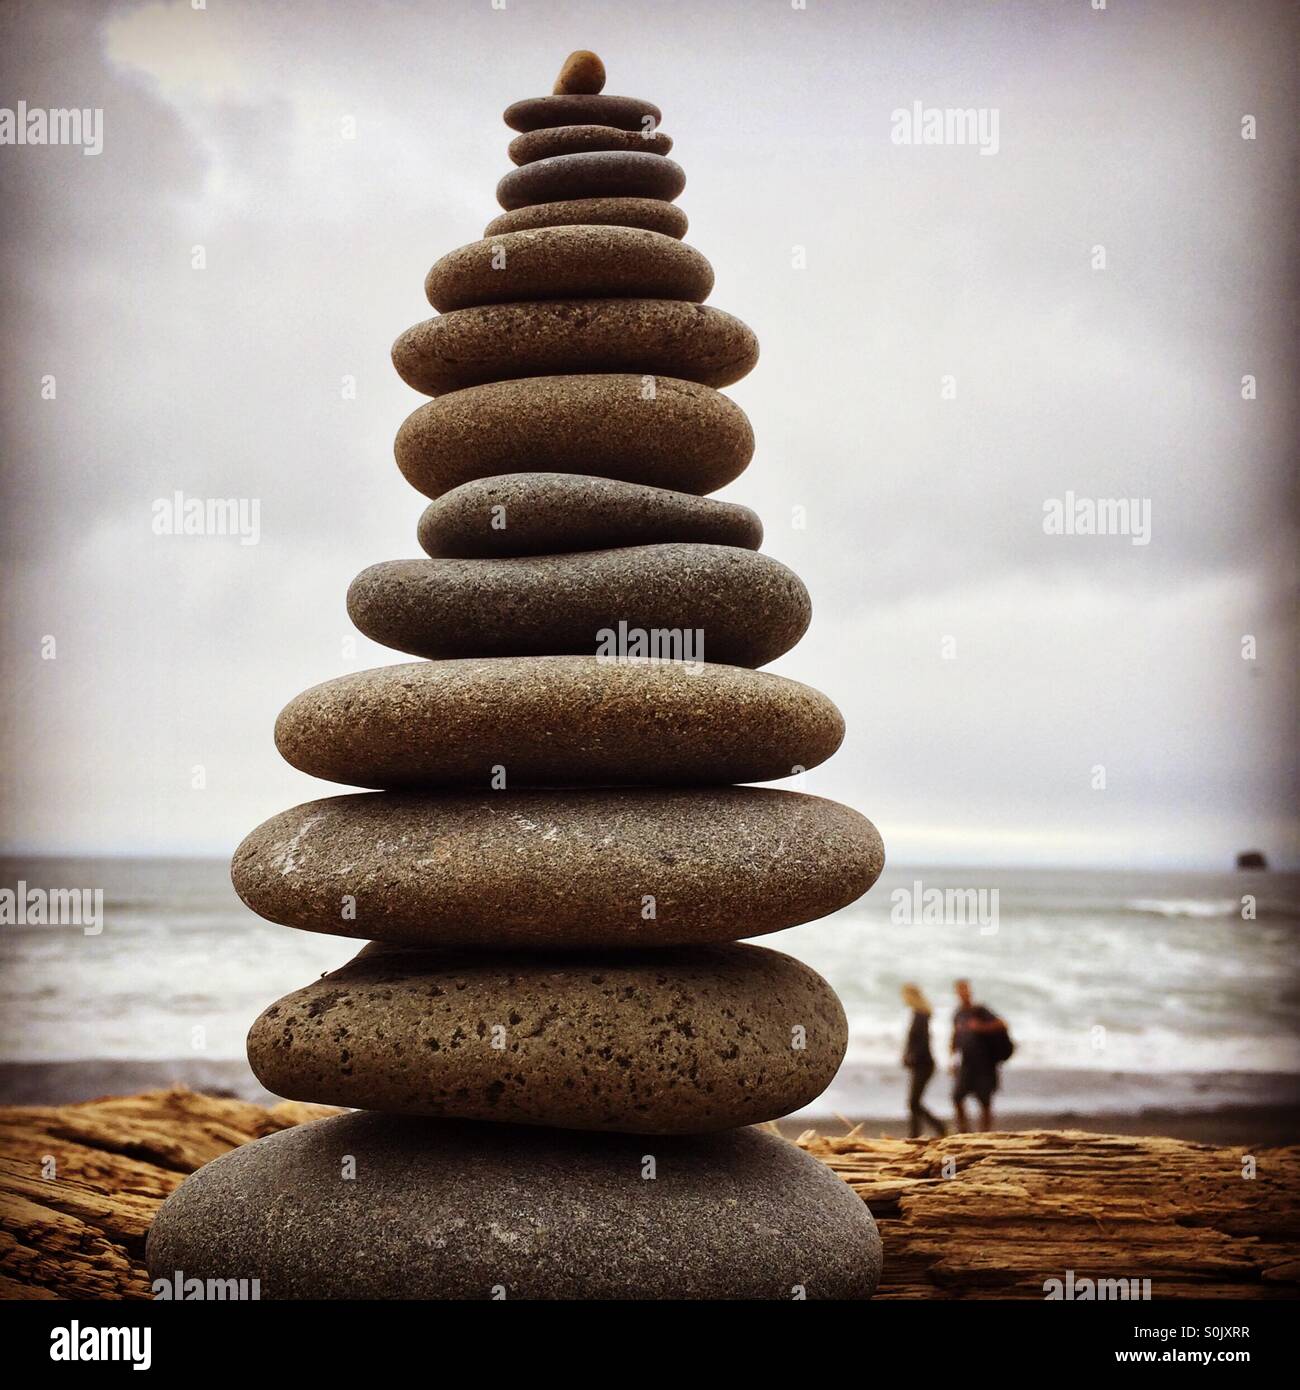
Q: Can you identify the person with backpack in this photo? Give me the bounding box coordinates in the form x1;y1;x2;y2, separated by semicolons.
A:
950;979;1014;1131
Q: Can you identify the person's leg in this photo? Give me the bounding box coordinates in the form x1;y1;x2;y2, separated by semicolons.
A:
952;1078;970;1132
907;1065;933;1138
906;1068;922;1138
978;1084;994;1131
915;1066;945;1136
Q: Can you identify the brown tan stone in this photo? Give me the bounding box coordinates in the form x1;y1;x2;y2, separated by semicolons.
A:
504;93;660;134
485;196;688;239
392;300;758;396
497;151;684;211
346;543;810;668
417;472;761;557
553;50;606;95
273;656;842;789
424;226;712;312
509;124;672;165
395;375;752;499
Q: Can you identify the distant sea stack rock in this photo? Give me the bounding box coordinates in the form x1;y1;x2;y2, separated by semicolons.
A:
153;51;887;1300
1236;850;1268;870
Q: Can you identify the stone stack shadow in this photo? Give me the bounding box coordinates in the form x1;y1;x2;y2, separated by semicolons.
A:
147;55;886;1301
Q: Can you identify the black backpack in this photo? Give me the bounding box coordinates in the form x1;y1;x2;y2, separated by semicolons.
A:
988;1018;1015;1064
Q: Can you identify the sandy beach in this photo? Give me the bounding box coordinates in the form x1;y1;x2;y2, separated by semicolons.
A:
4;1058;1297;1150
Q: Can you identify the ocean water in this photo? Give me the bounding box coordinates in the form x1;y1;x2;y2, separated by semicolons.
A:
1;855;1297;1116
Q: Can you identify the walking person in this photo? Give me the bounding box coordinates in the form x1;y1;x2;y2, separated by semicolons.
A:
900;984;946;1137
950;978;1013;1132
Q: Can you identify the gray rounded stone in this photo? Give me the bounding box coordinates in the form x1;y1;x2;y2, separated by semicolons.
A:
424;226;712;312
497;151;685;211
248;941;847;1133
509;124;673;165
504;93;661;134
273;656;843;789
230;788;885;949
485;196;688;239
346;544;810;668
146;1111;883;1299
392;300;759;397
417;473;762;557
395;375;752;500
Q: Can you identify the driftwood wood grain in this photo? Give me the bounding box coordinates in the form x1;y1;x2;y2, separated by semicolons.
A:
1;1089;1295;1300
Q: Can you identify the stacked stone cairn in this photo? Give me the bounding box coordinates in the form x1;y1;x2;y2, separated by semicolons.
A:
148;53;886;1300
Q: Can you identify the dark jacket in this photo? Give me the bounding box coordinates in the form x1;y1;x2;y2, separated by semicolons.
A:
903;1010;934;1070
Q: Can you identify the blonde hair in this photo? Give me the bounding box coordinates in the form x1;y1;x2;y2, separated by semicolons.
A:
901;983;931;1014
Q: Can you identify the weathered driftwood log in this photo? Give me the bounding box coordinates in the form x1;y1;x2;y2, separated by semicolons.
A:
1;1089;1295;1300
796;1126;1300;1299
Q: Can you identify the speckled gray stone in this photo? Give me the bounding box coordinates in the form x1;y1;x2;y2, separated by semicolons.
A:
146;1111;883;1299
424;226;712;312
395;375;752;500
230;788;885;949
392;300;758;397
417;473;762;557
346;544;809;668
497;151;685;211
273;656;842;789
510;124;672;165
248;941;847;1133
485;196;688;239
504;93;661;134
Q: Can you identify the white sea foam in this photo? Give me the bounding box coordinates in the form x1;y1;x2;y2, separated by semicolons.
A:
1;858;1297;1113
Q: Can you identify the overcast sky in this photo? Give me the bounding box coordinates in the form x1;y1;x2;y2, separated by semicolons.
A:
1;0;1295;868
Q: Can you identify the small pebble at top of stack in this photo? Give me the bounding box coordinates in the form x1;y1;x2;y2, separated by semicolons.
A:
553;49;606;95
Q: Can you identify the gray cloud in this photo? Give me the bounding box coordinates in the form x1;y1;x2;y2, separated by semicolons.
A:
1;0;1295;866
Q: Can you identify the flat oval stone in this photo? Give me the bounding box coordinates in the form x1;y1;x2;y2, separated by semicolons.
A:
230;788;885;949
346;544;810;668
248;941;847;1133
485;196;688;239
505;93;661;134
417;473;762;557
497;151;685;211
424;227;712;312
509;124;672;165
273;657;842;789
147;1111;882;1299
392;300;759;396
395;375;752;499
